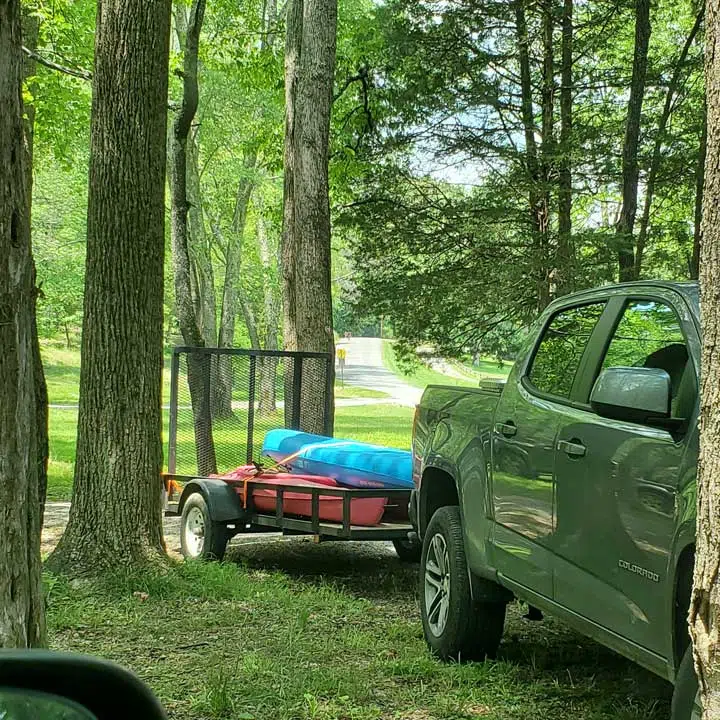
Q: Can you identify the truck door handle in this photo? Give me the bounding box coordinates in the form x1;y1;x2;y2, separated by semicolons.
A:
557;439;586;458
495;421;517;438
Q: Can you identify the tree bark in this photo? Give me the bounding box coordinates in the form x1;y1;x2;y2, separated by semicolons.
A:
557;0;574;296
515;0;550;310
168;0;217;475
540;0;554;300
21;7;49;520
0;0;46;648
47;0;172;573
213;150;257;418
187;134;217;348
258;210;279;413
282;0;337;435
635;8;704;279
692;102;707;281
691;4;720;713
616;0;651;282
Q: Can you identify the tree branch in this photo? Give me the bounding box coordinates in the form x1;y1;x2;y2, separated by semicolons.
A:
21;46;92;81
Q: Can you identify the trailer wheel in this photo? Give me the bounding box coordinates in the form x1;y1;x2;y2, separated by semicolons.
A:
180;493;229;561
420;506;506;661
393;536;421;562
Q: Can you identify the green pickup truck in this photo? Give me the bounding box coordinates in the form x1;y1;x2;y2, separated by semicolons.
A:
410;281;700;719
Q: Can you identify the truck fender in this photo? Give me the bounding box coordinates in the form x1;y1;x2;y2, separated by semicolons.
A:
177;479;246;523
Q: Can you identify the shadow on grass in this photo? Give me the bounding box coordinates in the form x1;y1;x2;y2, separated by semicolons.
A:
228;537;671;716
227;537;418;602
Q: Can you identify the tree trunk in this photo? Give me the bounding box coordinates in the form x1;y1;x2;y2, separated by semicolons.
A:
0;0;46;648
257;0;279;419
21;7;49;520
213;150;257;418
515;0;550;310
557;0;574;296
616;0;651;282
540;0;554;300
692;103;707;281
47;0;172;573
281;0;303;427
635;8;704;279
187;134;217;348
168;0;217;476
173;2;215;351
282;0;337;435
691;5;720;713
258;210;279;413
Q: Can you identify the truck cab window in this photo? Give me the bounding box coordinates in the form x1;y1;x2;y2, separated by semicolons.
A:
528;303;605;399
600;300;696;419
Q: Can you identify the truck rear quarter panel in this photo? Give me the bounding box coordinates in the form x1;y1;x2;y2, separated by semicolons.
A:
415;385;501;578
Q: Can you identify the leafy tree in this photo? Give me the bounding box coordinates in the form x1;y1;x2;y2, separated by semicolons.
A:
339;0;705;358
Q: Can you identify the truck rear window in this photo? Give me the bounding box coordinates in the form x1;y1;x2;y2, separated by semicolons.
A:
528;303;606;399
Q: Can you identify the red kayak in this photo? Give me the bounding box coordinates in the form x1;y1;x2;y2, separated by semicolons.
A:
216;465;387;527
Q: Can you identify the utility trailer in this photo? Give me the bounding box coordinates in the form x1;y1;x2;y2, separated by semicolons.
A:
163;346;420;562
164;476;419;561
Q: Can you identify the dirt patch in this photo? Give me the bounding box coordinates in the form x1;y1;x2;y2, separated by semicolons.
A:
41;502;366;562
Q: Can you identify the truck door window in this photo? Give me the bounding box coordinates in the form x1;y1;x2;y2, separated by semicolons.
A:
528;303;606;399
600;300;695;419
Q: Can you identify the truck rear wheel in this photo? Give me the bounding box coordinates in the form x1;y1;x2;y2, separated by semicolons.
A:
671;647;702;720
420;506;506;661
180;493;229;561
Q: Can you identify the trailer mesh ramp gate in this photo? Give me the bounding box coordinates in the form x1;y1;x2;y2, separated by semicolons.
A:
167;347;333;477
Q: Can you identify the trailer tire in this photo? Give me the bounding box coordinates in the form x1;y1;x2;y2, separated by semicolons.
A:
393;536;422;562
180;493;229;561
420;506;506;661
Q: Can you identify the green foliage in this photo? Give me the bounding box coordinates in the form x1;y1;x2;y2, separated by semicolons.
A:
528;304;606;398
338;0;705;357
32;157;88;343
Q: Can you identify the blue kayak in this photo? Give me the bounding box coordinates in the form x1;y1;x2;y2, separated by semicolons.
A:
261;429;414;490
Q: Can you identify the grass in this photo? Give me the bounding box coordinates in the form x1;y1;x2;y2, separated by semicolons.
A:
335;384;390;399
45;558;671;720
46;404;414;500
381;341;511;390
41;343;388;405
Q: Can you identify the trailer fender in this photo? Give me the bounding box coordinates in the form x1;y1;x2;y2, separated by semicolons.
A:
177;479;246;523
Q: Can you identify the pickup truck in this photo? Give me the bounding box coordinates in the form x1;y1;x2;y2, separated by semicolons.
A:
410;281;700;719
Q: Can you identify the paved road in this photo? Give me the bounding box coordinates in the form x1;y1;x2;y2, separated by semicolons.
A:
336;337;423;407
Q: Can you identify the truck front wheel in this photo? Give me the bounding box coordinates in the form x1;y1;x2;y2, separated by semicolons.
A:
180;493;229;561
420;506;506;661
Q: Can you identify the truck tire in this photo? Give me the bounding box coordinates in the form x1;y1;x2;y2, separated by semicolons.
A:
180;493;229;561
420;506;506;661
393;536;422;562
671;647;702;720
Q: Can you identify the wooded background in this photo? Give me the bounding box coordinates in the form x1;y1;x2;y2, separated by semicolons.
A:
26;0;705;364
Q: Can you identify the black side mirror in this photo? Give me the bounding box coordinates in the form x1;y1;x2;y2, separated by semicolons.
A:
0;651;166;720
590;366;671;424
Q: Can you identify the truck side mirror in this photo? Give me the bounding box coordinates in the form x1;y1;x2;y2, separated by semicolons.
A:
590;367;671;424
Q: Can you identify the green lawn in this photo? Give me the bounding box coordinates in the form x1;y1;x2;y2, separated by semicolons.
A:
47;403;413;500
335;384;389;399
45;558;670;720
381;341;511;390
